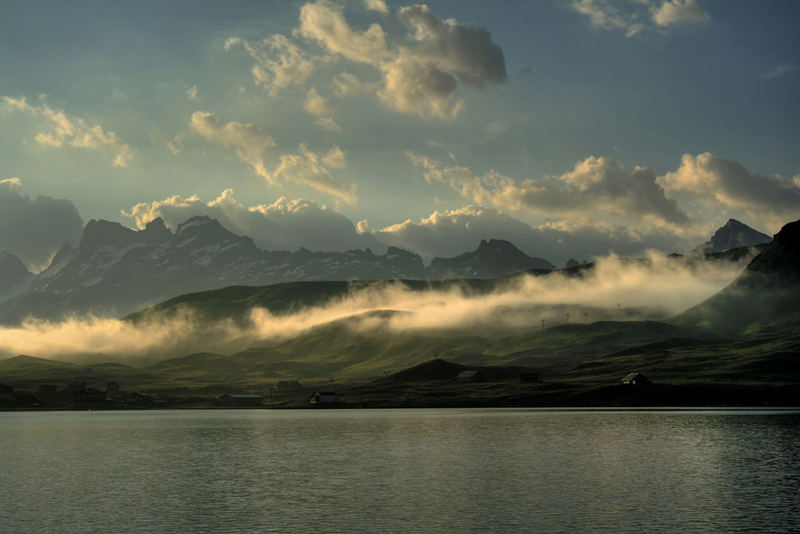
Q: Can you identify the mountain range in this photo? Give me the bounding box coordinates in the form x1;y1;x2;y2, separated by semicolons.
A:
0;216;552;323
0;218;796;406
0;215;772;325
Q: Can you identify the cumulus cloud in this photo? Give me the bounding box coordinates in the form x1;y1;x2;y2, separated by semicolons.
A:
652;0;710;27
274;144;357;203
408;152;690;229
315;116;342;132
225;34;319;97
304;88;337;116
0;178;84;271
298;0;506;119
189;110;275;181
2;96;132;167
124;189;364;252
332;72;378;97
367;204;694;264
298;0;390;64
189;111;355;201
186;85;199;101
571;0;709;36
658;153;800;230
363;0;388;14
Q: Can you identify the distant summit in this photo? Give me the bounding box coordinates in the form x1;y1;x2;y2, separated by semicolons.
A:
429;238;554;279
694;219;771;254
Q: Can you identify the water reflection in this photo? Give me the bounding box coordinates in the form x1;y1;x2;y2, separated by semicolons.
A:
1;409;798;533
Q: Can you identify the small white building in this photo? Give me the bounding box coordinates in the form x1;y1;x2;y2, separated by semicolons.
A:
309;391;337;404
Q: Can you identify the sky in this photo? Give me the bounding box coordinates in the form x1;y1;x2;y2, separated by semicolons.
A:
1;0;799;269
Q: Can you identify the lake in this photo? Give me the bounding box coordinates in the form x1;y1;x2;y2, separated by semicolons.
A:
1;408;798;533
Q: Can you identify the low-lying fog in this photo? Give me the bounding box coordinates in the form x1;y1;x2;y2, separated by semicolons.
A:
0;252;749;362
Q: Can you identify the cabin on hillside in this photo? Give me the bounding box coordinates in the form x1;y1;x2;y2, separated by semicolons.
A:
309;391;337;404
620;372;651;386
217;394;263;407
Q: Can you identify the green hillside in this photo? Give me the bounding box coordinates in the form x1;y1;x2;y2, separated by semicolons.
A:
3;227;798;407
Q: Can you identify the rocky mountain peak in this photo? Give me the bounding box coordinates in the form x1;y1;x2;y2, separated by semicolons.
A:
476;238;526;258
142;217;173;243
695;219;772;253
78;219;139;254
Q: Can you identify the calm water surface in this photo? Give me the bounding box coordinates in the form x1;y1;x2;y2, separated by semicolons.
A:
1;408;798;533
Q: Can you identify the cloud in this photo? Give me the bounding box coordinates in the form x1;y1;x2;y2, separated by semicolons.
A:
186;85;199;101
189;110;275;181
124;189;364;252
332;72;378;97
2;96;132;167
408;152;690;229
274;144;357;203
367;204;694;264
0;250;748;361
363;0;388;14
658;153;800;230
571;0;629;32
298;0;389;64
298;0;506;119
370;205;552;259
0;312;250;361
378;56;466;119
225;34;319;97
190;111;355;201
304;88;337;116
571;0;709;36
761;65;799;80
315;117;342;132
166;135;183;155
652;0;710;27
0;178;84;271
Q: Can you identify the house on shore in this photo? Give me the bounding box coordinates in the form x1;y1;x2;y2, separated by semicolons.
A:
309;391;337;404
620;372;651;386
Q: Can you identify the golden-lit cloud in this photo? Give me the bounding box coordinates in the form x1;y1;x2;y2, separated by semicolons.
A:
571;0;710;37
189;110;275;181
124;189;363;252
2;95;132;167
658;153;800;231
224;34;320;97
274;144;356;204
0;251;749;360
297;0;506;120
408;152;690;229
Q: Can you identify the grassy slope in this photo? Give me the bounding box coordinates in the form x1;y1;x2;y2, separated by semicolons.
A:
3;242;797;402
